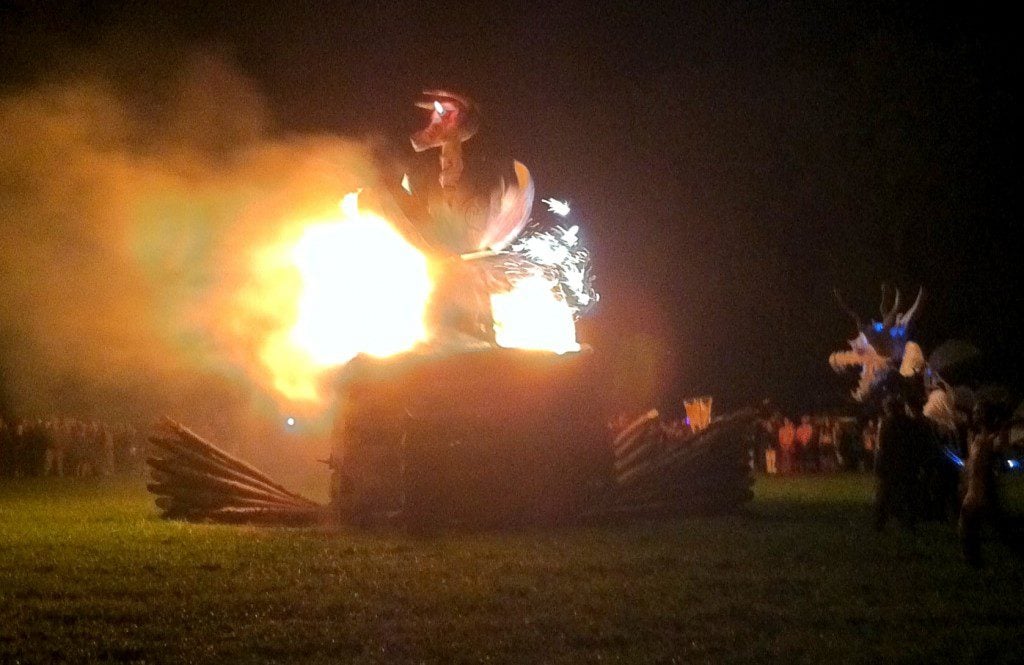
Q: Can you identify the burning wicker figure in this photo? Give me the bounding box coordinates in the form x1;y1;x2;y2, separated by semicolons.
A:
146;91;755;528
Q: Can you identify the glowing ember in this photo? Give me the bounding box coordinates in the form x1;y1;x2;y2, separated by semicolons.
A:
491;274;580;354
258;192;433;402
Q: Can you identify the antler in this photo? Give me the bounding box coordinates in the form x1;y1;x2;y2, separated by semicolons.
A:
878;284;902;327
896;287;923;327
884;288;901;326
833;288;862;330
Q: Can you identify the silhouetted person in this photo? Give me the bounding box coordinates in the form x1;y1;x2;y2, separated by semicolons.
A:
861;419;878;472
0;417;11;477
876;383;937;528
759;418;778;474
960;401;1008;567
796;415;816;472
818;416;838;472
778;418;796;475
874;395;928;530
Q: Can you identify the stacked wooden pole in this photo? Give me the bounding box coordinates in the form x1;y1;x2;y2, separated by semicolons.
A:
147;418;324;525
609;409;756;516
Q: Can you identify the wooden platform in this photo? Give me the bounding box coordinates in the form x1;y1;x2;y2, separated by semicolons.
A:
329;349;755;529
330;349;613;528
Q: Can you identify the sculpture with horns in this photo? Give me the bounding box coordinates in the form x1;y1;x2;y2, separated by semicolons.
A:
829;284;925;402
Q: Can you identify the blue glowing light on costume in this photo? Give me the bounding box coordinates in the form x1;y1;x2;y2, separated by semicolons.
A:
873;322;884;332
1008;459;1020;470
943;447;965;468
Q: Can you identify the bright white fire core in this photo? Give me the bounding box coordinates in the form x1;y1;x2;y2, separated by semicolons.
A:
491;274;580;355
257;193;433;402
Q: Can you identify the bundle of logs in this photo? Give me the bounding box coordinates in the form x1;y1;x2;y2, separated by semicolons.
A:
607;408;756;518
146;349;757;529
147;418;322;525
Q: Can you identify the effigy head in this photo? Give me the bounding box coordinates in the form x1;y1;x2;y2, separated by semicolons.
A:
829;285;924;401
410;90;479;152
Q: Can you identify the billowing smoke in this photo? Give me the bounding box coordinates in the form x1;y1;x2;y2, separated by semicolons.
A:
0;52;384;488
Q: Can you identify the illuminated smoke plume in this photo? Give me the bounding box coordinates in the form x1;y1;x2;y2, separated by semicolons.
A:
0;51;385;465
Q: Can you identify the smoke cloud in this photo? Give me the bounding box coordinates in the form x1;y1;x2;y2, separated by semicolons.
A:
0;52;388;487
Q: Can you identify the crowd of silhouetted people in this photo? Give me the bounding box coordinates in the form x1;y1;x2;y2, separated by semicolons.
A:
0;416;143;478
754;390;1020;566
752;413;873;474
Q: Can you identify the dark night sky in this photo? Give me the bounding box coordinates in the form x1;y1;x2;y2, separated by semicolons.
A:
2;1;1021;414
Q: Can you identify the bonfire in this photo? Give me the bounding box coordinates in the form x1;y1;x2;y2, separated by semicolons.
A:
147;91;755;528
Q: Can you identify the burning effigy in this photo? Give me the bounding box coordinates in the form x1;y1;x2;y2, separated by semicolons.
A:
147;91;755;528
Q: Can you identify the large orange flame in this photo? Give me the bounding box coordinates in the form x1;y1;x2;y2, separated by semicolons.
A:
256;192;433;402
242;192;583;406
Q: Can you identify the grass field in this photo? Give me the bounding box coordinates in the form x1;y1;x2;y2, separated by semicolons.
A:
2;474;1023;663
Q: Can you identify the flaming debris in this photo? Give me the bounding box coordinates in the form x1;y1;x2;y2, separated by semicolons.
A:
458;224;597;356
505;224;598;314
491;274;581;354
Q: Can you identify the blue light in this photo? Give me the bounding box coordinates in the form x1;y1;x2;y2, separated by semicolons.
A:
1008;460;1020;470
943;447;965;468
873;322;884;332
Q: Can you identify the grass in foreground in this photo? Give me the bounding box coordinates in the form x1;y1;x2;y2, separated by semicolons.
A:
2;474;1023;663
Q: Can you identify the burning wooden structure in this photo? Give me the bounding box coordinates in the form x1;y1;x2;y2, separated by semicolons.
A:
145;90;755;528
147;350;756;529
